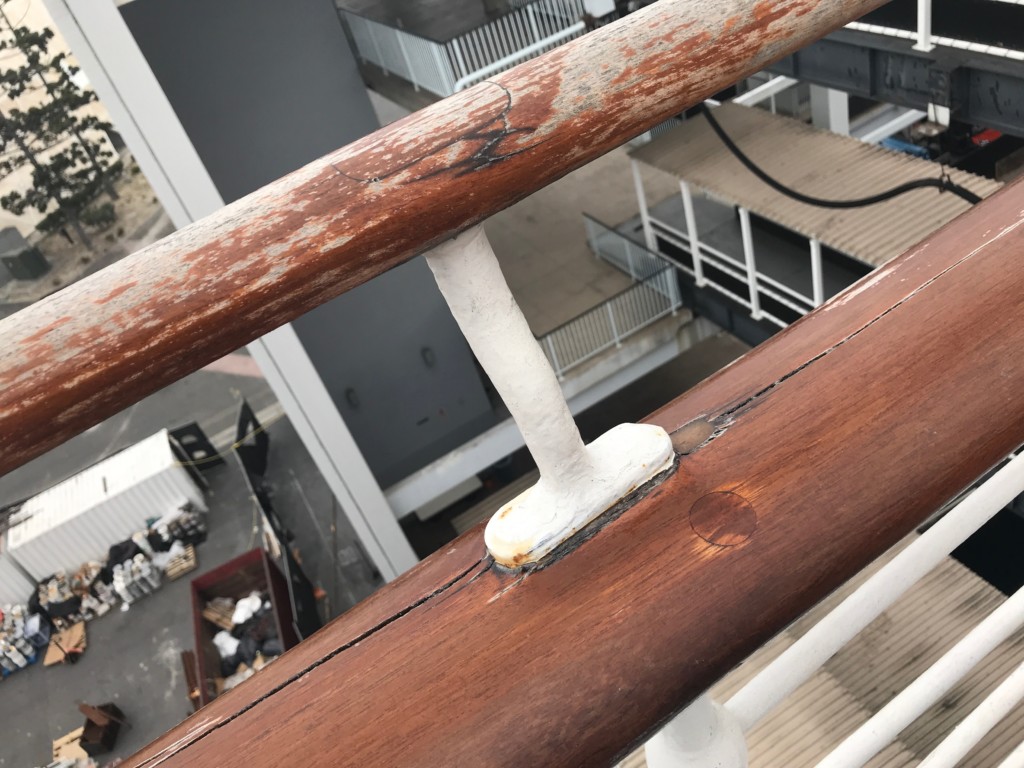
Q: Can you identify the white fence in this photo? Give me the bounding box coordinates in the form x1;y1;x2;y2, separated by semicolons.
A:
536;265;680;379
341;0;587;97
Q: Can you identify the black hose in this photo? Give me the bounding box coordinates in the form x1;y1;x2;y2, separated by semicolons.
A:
699;103;982;208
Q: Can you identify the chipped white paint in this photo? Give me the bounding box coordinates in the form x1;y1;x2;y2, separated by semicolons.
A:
646;695;748;768
426;226;673;567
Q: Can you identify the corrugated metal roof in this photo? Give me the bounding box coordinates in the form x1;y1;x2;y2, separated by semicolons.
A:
8;430;176;549
629;104;1003;267
623;540;1024;767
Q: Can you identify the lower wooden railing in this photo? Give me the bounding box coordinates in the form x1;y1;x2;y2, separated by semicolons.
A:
118;182;1024;766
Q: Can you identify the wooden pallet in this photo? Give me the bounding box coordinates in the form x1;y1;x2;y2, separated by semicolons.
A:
165;545;198;581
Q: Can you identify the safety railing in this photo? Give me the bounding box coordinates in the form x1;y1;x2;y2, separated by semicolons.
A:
340;0;587;97
11;1;1024;767
537;265;681;378
586;213;816;329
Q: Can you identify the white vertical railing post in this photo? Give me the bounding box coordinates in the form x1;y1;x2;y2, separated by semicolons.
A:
394;29;419;91
680;180;707;286
632;159;657;252
913;0;935;52
527;4;541;42
366;22;387;75
810;237;824;307
450;39;469;81
738;207;762;320
430;41;455;96
606;303;622;346
544;335;563;380
426;226;672;566
646;695;747;768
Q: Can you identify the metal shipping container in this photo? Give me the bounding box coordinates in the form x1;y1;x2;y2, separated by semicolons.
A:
0;543;35;605
5;430;207;581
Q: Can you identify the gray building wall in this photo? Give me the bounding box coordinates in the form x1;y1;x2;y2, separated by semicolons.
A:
121;0;496;490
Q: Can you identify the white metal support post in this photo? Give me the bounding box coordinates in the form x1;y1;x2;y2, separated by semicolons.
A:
425;226;672;567
394;25;419;91
913;0;935;52
44;0;418;582
810;85;850;135
632;159;658;252
810;237;824;307
645;695;747;768
738;207;763;320
680;180;707;286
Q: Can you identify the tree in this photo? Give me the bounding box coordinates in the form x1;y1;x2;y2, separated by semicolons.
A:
0;4;121;246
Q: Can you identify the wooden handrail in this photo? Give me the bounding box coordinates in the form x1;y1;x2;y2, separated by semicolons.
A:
0;0;886;475
122;181;1024;766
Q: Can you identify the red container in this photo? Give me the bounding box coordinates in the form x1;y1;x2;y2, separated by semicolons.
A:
190;548;299;705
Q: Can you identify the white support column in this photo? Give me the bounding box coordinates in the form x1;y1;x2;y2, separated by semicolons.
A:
646;695;747;768
45;0;418;582
810;237;824;307
394;29;419;91
680;180;707;286
426;227;672;567
738;207;762;320
810;85;850;135
632;159;657;252
913;0;935;52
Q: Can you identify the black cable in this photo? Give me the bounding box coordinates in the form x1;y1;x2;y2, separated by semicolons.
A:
698;102;982;208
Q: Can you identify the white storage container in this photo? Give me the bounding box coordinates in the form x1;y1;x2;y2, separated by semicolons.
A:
5;430;206;581
0;544;35;606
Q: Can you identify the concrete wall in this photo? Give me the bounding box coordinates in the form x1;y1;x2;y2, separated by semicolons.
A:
120;0;495;491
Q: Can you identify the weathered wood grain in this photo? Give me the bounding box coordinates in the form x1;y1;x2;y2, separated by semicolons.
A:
122;183;1024;767
0;0;886;474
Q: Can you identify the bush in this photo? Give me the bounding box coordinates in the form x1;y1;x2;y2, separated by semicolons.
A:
80;201;116;230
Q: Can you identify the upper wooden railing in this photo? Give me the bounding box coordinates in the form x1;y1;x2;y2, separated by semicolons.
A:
7;0;1024;765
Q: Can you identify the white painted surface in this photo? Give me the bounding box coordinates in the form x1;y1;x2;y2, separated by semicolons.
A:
7;431;204;580
680;180;706;286
454;21;585;91
818;584;1024;767
726;450;1024;734
737;207;762;319
0;550;35;605
853;106;928;144
426;226;672;566
646;695;748;768
632;159;658;252
810;85;850;136
913;0;935;52
810;237;824;307
733;75;798;107
919;661;1024;768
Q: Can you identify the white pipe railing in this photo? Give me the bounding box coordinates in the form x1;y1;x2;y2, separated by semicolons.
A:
536;265;681;379
643;450;1024;766
454;20;585;91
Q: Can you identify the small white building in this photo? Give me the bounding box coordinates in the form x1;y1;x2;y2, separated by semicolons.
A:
4;430;206;581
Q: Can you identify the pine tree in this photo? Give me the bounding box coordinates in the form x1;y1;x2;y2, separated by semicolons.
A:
0;3;120;247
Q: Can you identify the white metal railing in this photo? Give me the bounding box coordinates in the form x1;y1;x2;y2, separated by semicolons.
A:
342;12;456;96
646;449;1024;767
585;211;816;331
341;0;587;98
535;265;681;379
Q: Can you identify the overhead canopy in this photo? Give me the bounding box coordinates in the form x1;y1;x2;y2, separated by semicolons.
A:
630;103;1003;267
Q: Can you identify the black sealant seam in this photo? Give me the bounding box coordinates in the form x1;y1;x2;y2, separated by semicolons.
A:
135;556;488;766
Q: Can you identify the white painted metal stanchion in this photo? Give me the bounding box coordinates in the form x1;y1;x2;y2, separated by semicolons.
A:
646;695;747;768
737;207;762;320
425;226;673;566
817;585;1024;768
998;738;1024;768
809;238;824;307
632;159;658;252
918;661;1024;768
726;451;1024;733
913;0;935;52
680;181;707;286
